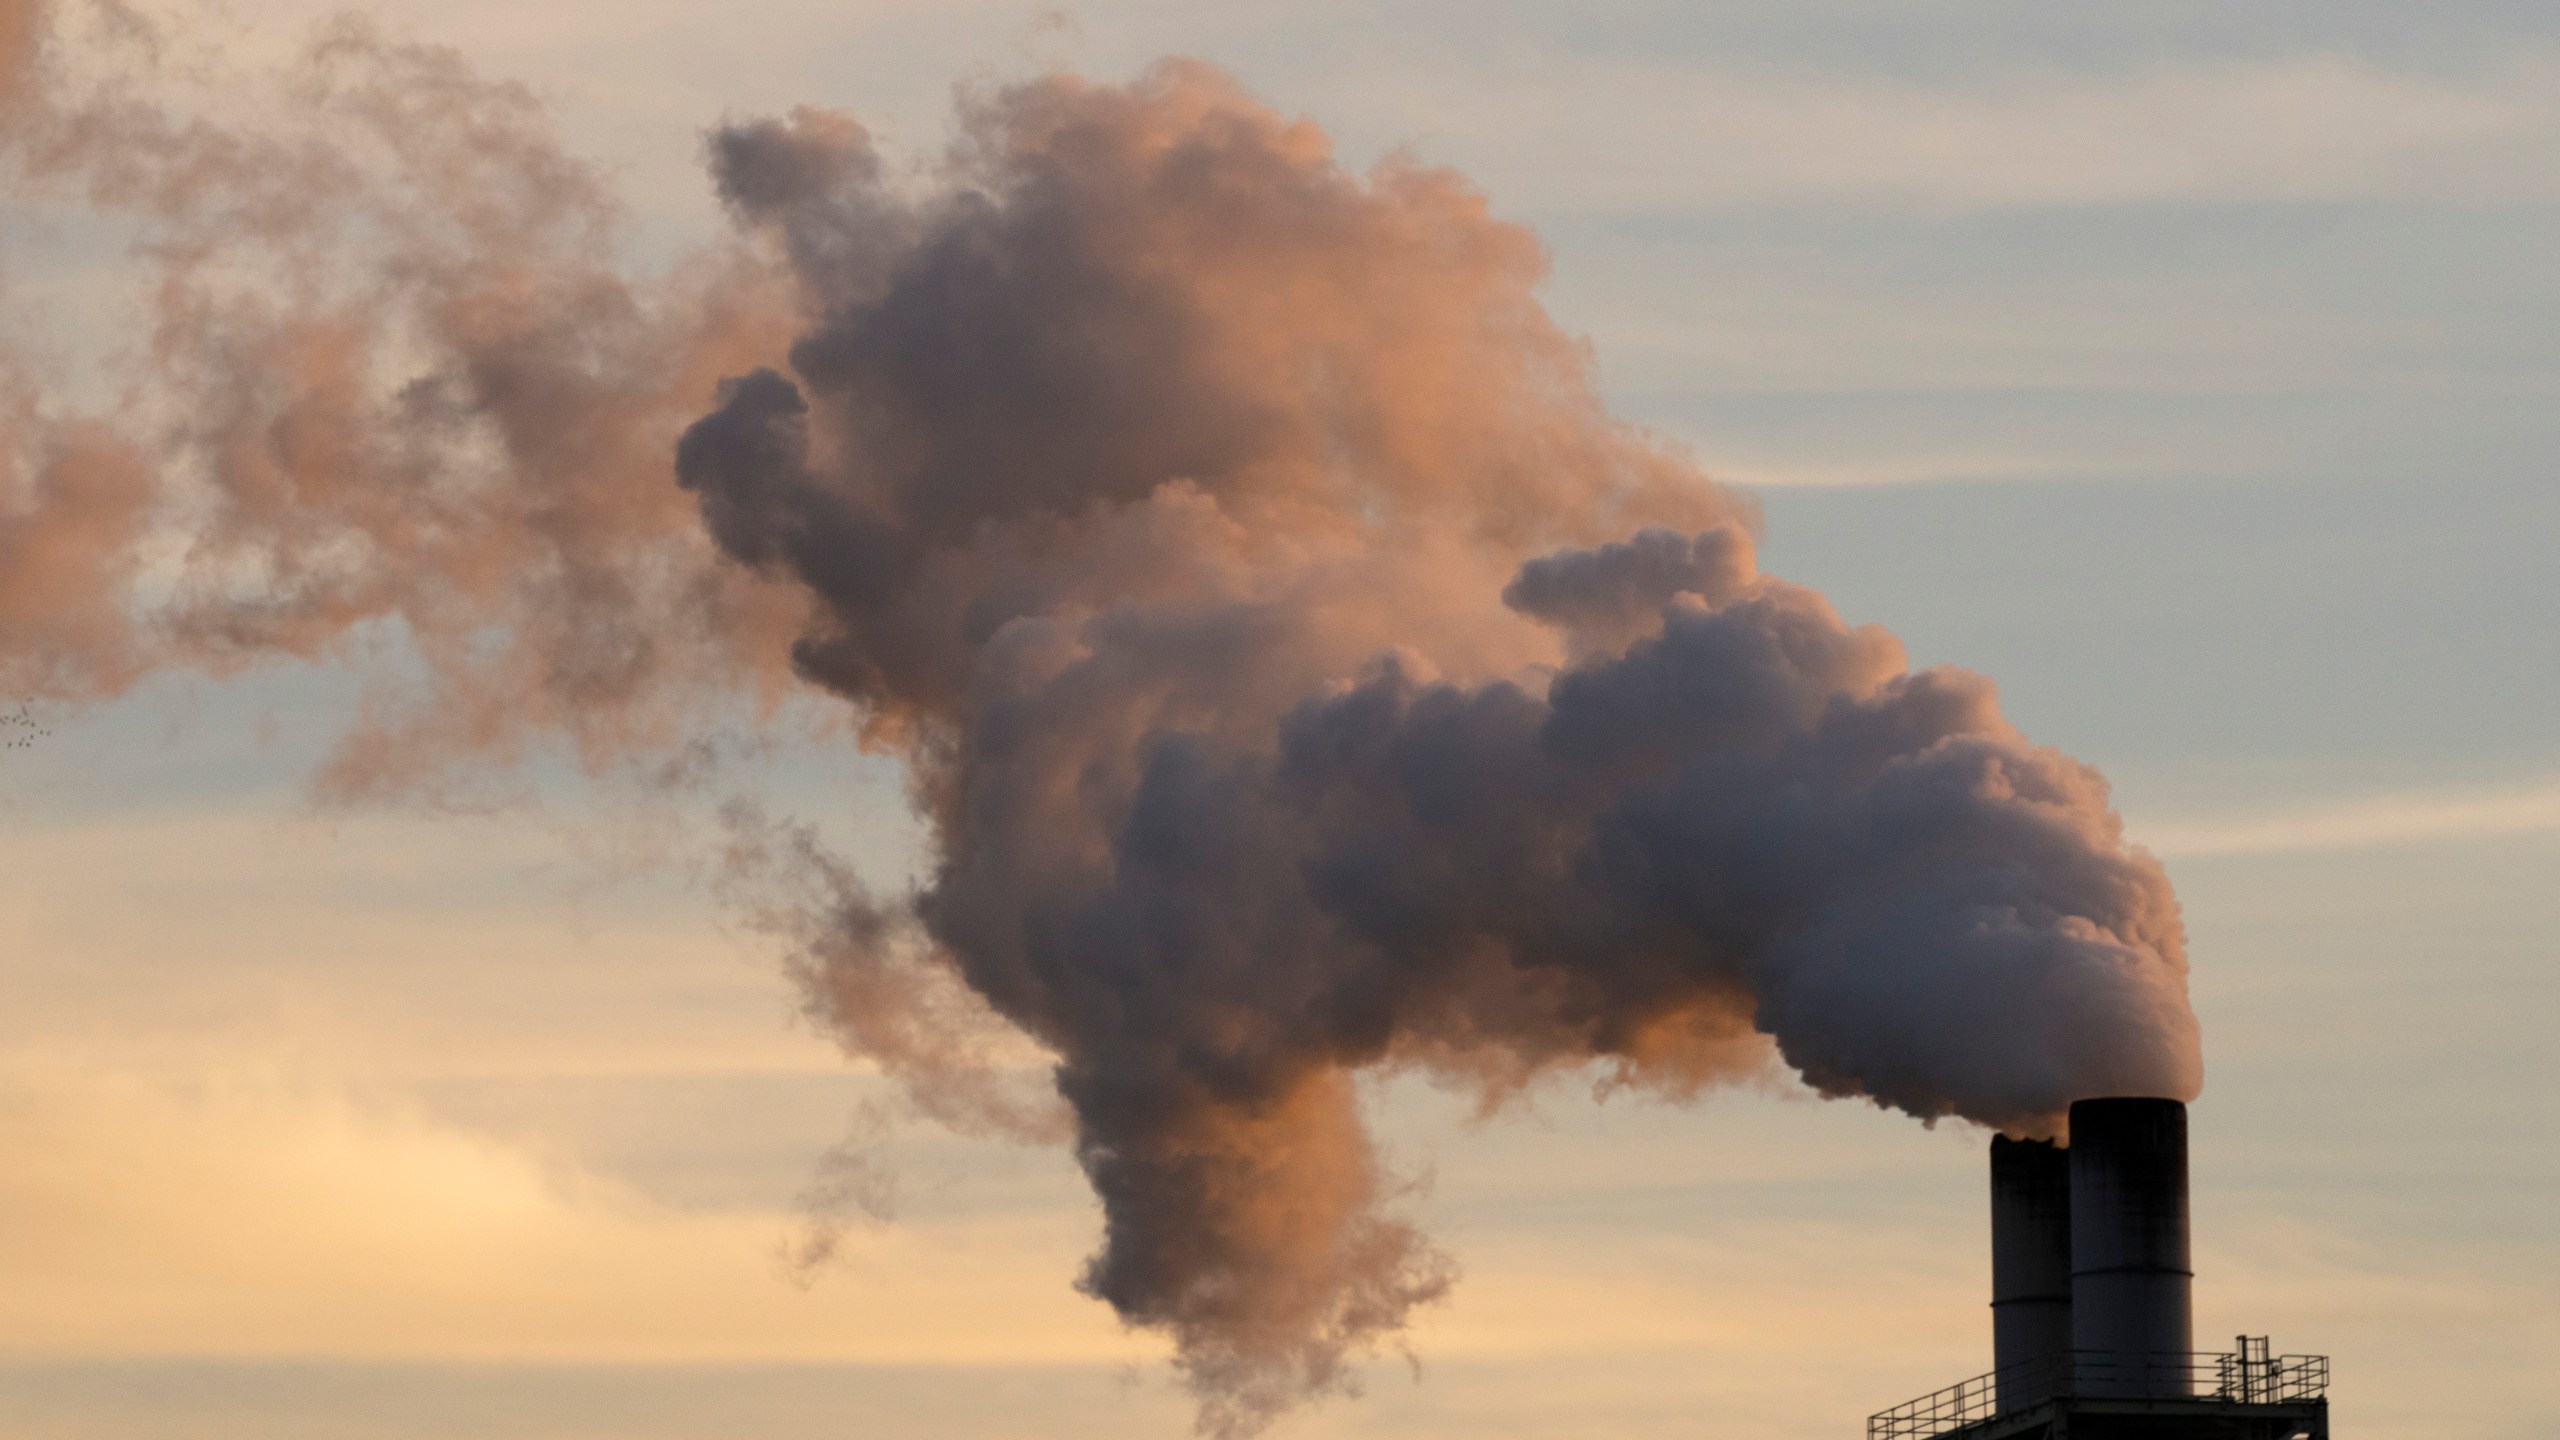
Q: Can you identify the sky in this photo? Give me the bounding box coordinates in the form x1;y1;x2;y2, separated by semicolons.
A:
2;2;2556;1438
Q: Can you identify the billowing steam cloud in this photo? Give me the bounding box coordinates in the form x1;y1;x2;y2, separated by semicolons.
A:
680;66;2199;1429
0;8;2201;1435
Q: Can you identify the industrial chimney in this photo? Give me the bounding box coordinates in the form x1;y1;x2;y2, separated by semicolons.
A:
2068;1097;2193;1398
1988;1136;2073;1407
1870;1098;2330;1438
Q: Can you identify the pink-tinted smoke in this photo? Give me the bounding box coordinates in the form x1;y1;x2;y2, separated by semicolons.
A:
0;12;2201;1435
678;64;2200;1433
0;2;808;793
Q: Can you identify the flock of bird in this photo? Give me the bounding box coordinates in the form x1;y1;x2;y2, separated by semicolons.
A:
3;705;48;752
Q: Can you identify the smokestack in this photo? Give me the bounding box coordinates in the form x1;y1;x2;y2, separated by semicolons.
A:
1989;1135;2073;1408
1882;1099;2337;1438
2068;1097;2194;1398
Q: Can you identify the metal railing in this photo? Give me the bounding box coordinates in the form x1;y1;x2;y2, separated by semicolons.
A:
1869;1367;2006;1440
1868;1342;2330;1440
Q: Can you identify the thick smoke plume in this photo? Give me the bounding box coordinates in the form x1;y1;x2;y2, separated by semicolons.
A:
681;65;2200;1429
0;7;2202;1433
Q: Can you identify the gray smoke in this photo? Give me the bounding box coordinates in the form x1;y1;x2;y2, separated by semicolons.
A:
0;0;806;793
0;11;2201;1432
678;63;2201;1434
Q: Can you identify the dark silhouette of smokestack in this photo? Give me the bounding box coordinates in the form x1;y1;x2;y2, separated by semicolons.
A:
1989;1135;2073;1408
1882;1100;2334;1437
2068;1097;2194;1398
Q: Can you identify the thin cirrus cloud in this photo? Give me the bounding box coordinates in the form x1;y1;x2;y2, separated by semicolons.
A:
0;1051;1139;1367
0;1049;1974;1373
1709;451;2213;490
2133;778;2560;859
90;4;2560;220
0;800;841;1083
1305;53;2560;212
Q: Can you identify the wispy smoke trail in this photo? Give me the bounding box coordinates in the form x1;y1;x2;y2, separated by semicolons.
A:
0;0;806;794
0;9;2201;1433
